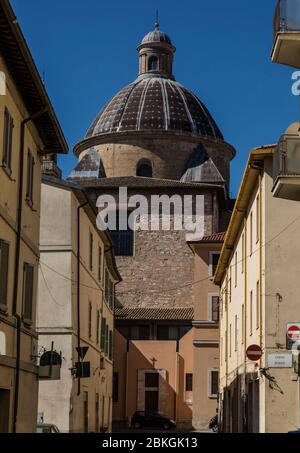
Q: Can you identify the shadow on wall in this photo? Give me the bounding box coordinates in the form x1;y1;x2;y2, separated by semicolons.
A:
113;332;192;431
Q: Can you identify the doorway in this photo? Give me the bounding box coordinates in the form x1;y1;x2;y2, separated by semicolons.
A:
0;389;10;433
145;391;159;412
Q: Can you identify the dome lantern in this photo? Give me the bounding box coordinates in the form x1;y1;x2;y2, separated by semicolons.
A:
137;15;176;80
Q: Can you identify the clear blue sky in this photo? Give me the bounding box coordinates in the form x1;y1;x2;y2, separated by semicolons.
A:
11;0;299;196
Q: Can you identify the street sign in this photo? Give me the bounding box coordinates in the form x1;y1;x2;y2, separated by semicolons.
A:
287;324;300;341
76;346;89;360
246;344;262;362
268;353;293;368
286;323;300;350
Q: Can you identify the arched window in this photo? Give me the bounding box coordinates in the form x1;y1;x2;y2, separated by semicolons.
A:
148;56;158;71
137;160;153;178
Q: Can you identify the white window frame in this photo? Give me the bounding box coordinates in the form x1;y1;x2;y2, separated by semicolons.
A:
209;251;220;278
208;293;219;323
208;368;219;399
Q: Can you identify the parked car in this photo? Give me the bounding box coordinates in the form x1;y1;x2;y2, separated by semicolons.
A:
131;411;176;430
36;424;60;433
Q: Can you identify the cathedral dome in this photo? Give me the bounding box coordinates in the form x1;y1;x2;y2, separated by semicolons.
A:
86;77;223;140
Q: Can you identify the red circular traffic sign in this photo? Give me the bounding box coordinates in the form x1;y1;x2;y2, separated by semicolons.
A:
246;344;262;361
287;325;300;341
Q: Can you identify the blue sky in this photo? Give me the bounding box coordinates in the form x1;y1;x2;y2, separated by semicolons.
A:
11;0;299;196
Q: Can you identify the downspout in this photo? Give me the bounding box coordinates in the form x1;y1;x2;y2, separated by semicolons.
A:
12;108;48;433
259;174;263;361
225;269;229;432
243;217;247;433
77;201;88;396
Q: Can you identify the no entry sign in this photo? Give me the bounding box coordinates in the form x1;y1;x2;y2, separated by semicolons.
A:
246;344;262;362
287;324;300;342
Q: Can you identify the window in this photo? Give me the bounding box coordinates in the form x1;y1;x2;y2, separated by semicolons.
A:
2;107;13;173
109;330;113;360
104;269;114;309
148;56;158;71
145;372;159;388
98;247;102;282
89;232;93;271
0;240;9;309
101;318;106;350
156;325;191;341
209;294;219;323
113;373;119;403
185;373;193;391
26;150;35;206
209;370;219;398
250;212;253;256
110;211;134;256
23;263;34;323
209;252;220;277
235;315;238;352
234;252;237;287
250;290;253;335
256;195;260;243
95;393;99;433
256;280;260;329
96;310;100;344
88;302;92;338
105;324;109;355
137;160;153;178
83;392;88;433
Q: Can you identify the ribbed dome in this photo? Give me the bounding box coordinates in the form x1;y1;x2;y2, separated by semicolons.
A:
141;30;172;46
86;77;223;140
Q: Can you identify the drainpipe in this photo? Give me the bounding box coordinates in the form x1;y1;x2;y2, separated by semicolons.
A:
12;108;48;434
225;269;229;432
243;217;247;433
76;201;88;397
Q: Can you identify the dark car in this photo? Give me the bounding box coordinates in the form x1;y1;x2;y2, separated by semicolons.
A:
131;411;176;430
36;424;60;433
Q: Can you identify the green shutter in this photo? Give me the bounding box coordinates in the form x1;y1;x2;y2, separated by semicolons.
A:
105;324;109;355
0;240;9;307
101;317;106;350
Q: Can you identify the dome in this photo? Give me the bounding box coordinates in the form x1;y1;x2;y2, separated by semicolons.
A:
86;77;224;140
141;30;172;46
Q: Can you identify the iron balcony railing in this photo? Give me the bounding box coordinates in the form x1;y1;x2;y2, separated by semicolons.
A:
274;0;300;39
273;132;300;184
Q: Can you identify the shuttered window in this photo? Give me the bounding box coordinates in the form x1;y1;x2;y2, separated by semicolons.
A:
96;310;100;344
105;324;109;355
211;296;219;322
0;240;9;308
101;317;106;351
26;150;35;205
2;108;13;172
109;330;113;360
88;302;92;338
23;263;34;323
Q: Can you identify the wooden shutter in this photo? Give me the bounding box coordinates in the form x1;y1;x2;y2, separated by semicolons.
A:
23;264;34;322
0;240;9;307
101;317;106;350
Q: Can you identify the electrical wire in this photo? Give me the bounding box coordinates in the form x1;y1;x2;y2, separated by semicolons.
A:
38;210;300;297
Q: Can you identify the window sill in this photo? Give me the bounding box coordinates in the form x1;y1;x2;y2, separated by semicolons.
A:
208;395;218;400
0;304;8;315
22;317;33;328
1;165;15;181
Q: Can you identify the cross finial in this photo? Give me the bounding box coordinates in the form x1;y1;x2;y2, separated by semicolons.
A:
155;10;159;30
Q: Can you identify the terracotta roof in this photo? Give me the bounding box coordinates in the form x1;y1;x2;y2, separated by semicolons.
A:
67;175;226;190
0;0;67;154
115;307;194;321
200;232;226;242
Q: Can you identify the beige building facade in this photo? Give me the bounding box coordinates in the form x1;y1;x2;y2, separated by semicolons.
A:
215;145;300;433
0;0;67;433
37;178;121;433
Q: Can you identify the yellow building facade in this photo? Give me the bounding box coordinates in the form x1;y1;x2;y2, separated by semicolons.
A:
0;0;67;432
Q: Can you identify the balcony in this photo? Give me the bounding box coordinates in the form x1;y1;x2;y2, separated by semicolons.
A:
272;0;300;67
41;159;62;179
272;122;300;200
